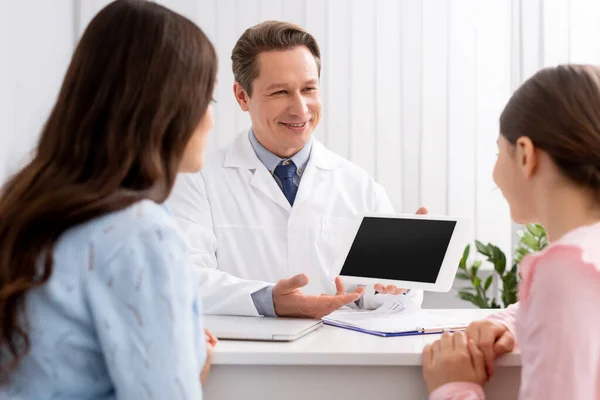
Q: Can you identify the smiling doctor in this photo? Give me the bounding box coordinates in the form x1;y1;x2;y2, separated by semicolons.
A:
168;21;425;318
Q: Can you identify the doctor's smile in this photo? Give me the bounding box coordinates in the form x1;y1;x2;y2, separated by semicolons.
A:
278;120;310;132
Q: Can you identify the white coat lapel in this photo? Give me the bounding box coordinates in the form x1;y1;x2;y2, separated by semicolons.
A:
249;167;292;211
223;133;292;212
294;139;343;207
293;161;324;206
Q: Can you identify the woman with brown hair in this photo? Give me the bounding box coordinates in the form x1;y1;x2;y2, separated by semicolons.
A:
423;65;600;399
0;1;217;398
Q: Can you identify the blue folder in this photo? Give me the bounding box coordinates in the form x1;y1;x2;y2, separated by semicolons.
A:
323;317;468;337
323;320;446;337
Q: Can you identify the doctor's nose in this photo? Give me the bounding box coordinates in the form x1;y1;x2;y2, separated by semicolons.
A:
288;93;309;117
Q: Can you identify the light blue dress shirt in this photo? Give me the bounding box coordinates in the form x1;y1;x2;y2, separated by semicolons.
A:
0;200;205;399
247;129;313;317
248;129;313;189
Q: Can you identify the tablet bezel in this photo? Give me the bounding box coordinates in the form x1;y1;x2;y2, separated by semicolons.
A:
332;213;471;293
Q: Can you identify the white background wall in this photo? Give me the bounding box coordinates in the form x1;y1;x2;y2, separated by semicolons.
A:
2;0;600;308
0;1;75;185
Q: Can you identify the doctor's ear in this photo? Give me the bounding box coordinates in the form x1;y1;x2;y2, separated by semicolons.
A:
233;82;250;112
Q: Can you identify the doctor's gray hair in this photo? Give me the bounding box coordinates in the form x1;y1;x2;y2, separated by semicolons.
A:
231;20;321;97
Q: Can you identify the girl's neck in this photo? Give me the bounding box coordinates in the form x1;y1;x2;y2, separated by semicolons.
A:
537;186;600;242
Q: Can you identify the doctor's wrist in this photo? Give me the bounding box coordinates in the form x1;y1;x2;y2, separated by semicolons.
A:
251;285;277;317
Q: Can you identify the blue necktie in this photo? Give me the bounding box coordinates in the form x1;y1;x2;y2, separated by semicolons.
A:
273;161;298;206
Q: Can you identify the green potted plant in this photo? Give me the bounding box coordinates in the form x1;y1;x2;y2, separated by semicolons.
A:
456;224;548;308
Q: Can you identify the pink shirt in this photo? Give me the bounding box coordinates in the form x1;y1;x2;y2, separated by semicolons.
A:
430;222;600;400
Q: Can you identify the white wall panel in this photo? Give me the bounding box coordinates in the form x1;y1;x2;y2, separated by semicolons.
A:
259;0;283;22
156;0;197;20
214;0;239;149
375;0;403;210
520;0;542;82
447;0;477;243
421;0;449;214
475;0;512;256
325;0;351;158
0;1;74;183
282;0;305;26
349;0;376;177
304;0;328;143
77;0;113;37
195;0;217;42
542;0;570;66
400;0;423;213
233;0;260;139
569;0;600;64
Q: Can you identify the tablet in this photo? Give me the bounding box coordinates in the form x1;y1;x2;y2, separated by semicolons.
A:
333;213;470;292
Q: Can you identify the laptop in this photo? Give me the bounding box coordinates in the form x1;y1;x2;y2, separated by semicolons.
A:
204;315;323;342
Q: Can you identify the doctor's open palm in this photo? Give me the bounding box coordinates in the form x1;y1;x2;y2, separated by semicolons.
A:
273;275;365;318
273;206;428;318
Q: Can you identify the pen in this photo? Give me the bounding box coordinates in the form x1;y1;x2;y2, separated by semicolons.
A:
419;325;468;334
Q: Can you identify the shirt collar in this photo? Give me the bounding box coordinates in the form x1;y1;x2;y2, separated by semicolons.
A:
248;129;313;175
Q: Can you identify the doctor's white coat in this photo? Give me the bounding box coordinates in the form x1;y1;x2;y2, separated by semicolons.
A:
168;133;424;315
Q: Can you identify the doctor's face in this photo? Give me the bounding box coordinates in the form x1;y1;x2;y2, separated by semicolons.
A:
234;46;321;158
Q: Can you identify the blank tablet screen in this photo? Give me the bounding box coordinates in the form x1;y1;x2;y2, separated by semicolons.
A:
339;217;457;283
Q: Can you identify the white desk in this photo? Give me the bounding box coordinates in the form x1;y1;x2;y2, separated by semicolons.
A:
204;309;521;400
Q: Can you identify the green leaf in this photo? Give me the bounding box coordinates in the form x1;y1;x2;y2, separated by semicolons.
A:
526;224;543;237
458;235;522;309
538;234;548;251
474;284;490;306
487;245;497;260
513;254;523;265
521;231;539;249
471;261;481;278
455;272;470;280
475;240;488;255
477;295;491;309
493;250;506;275
458;292;480;307
460;285;493;308
460;244;470;267
501;289;518;308
484;275;493;291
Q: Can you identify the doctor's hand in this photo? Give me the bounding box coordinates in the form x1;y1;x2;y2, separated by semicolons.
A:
422;331;488;394
273;274;365;319
200;329;218;385
373;284;406;295
416;206;428;215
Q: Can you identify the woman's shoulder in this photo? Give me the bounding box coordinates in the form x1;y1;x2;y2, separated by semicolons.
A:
57;200;184;265
519;222;600;301
94;199;175;235
524;222;600;270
